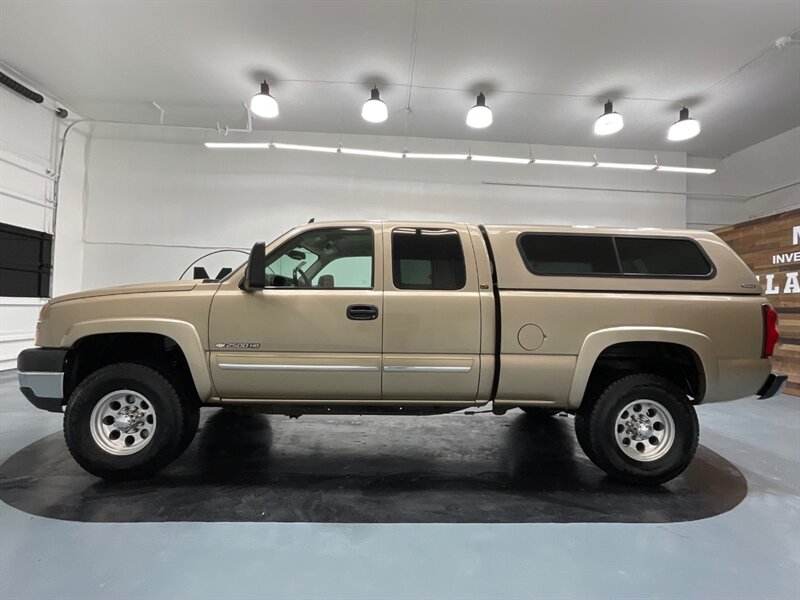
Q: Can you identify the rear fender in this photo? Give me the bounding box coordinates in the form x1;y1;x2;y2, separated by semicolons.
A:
568;326;718;408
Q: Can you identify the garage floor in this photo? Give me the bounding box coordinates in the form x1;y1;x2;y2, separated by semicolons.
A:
1;370;798;599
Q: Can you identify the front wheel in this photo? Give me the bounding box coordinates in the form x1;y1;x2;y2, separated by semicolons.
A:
579;374;699;485
64;363;187;480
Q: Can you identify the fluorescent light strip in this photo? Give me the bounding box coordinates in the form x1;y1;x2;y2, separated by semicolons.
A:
272;142;339;153
596;162;656;171
404;152;468;160
203;143;715;175
534;158;596;167
657;165;717;175
341;148;404;159
470;154;531;165
204;142;271;149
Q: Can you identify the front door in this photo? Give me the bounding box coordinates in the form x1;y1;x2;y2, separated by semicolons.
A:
209;225;383;401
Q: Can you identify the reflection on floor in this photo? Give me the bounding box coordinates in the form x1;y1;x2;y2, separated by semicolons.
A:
1;370;798;600
1;408;747;523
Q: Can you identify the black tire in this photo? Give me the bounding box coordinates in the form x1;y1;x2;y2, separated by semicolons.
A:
573;409;598;463
64;363;186;480
583;374;699;485
521;406;560;418
173;380;201;455
176;398;200;455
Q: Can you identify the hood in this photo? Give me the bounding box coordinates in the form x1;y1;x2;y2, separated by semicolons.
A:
49;281;199;304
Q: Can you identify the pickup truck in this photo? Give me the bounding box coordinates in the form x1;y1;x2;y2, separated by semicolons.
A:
17;221;786;484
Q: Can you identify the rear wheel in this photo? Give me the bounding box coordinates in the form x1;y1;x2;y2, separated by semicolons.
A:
579;374;698;485
64;363;187;480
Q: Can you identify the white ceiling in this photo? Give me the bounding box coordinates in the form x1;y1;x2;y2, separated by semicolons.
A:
1;0;798;158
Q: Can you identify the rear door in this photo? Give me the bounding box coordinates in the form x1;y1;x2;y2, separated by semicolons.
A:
381;223;482;402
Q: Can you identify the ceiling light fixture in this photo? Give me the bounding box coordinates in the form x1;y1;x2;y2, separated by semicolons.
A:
470;154;531;165
596;161;656;171
272;142;338;153
594;100;624;136
361;87;388;123
667;107;700;141
341;147;403;158
204;142;272;149
249;81;279;118
404;152;469;160
466;93;493;129
657;165;716;174
534;158;596;167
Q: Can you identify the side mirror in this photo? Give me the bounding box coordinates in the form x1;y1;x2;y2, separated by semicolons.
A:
245;241;266;289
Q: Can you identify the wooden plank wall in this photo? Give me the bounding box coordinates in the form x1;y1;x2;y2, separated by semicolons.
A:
715;208;800;397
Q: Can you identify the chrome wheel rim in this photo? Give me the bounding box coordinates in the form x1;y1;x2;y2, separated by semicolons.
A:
89;390;156;456
614;399;675;462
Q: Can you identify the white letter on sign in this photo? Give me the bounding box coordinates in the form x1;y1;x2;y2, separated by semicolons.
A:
785;272;800;294
765;274;780;294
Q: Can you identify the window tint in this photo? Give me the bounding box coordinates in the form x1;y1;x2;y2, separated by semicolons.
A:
518;234;619;275
392;228;466;290
517;233;715;278
312;257;373;288
616;237;712;276
268;246;319;280
264;227;373;288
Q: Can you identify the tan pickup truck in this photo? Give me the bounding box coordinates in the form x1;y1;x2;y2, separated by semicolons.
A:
18;221;786;484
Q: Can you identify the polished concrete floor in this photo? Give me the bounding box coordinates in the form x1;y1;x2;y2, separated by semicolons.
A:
1;369;798;599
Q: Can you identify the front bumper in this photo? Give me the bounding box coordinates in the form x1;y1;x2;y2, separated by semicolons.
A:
757;373;788;399
17;348;68;413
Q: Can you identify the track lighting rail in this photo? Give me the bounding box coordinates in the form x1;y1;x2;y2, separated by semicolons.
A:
202;141;716;174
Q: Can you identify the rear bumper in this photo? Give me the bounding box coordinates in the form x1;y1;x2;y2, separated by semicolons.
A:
17;348;68;413
757;373;788;399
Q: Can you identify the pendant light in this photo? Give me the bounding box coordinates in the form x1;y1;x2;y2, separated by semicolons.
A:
594;100;624;135
249;81;279;118
361;87;388;123
668;107;700;141
466;92;493;128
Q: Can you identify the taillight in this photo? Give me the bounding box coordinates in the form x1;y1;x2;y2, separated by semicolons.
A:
762;304;780;358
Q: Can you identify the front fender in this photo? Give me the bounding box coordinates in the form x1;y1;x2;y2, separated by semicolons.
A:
62;318;213;400
567;326;718;408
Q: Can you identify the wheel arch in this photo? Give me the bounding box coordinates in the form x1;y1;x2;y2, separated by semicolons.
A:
62;318;213;401
568;327;718;409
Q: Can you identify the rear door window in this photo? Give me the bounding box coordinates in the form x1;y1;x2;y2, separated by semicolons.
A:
392;228;466;290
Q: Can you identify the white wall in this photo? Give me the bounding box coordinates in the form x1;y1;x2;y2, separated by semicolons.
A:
687;127;800;229
3;70;796;371
80;124;693;288
0;80;86;369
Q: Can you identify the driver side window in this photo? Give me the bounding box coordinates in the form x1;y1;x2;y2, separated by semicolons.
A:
264;227;374;289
